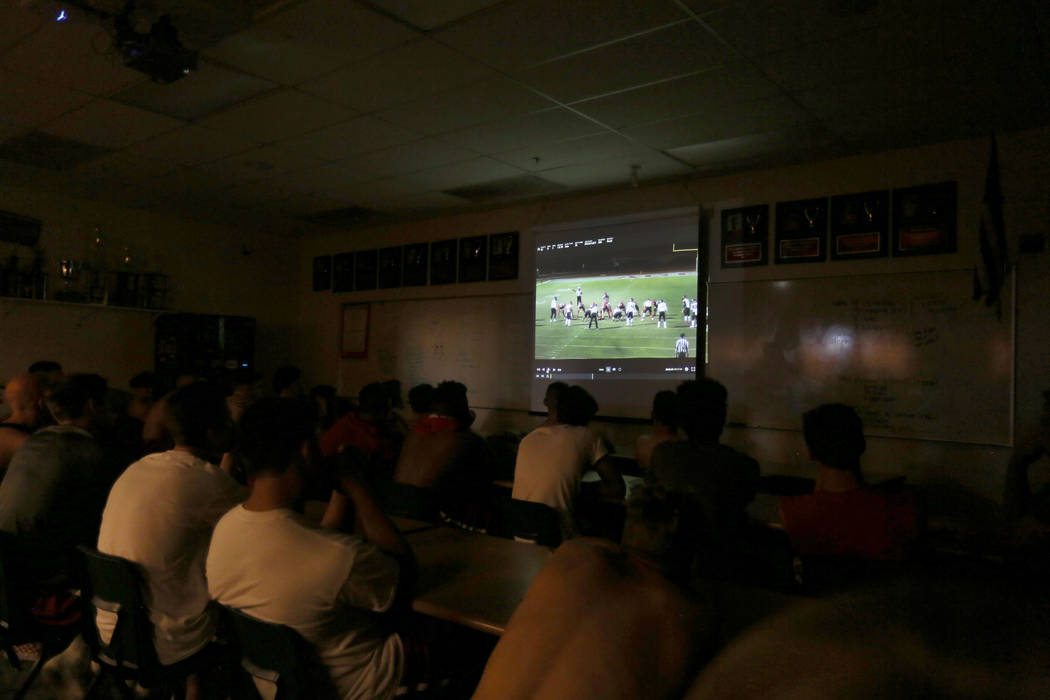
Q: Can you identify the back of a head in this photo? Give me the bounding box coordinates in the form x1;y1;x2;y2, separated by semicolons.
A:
408;383;434;414
651;390;678;430
47;373;107;422
543;381;569;411
358;382;390;417
557;385;598;427
432;380;471;425
382;379;403;409
236;398;316;479
166;382;229;448
28;360;62;376
272;365;302;396
129;371;164;400
677;379;727;443
803;403;866;471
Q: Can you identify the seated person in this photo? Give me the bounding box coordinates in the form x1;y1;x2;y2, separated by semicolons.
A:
127;370;164;423
0;373;47;475
97;382;242;673
635;389;679;472
225;367;262;423
539;381;568;428
779;403;920;561
207;398;414;700
0;374;119;587
647;379;760;536
1004;388;1050;543
405;383;434;430
473;537;712;700
394;381;491;526
512;385;624;538
320;382;399;472
311;384;339;431
141;372;198;454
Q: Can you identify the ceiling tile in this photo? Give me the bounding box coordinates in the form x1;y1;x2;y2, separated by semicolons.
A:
277;116;420;162
441;108;607;154
514;22;731;103
434;0;685;69
42;99;183;149
336;138;482;180
125;125;259;167
667;128;816;167
0;129;111;170
0;69;93;125
701;0;906;58
66;151;178;183
203;29;360;86
571;64;782;129
621;95;812;150
367;191;473;214
196;89;356;144
0;4;48;52
193;145;327;185
298;38;495;112
276;161;372;195
0;21;143;95
376;76;554;135
536;151;692;188
323;175;431;203
111;61;276;121
0;157;51;188
404;157;525;191
252;0;417;58
495;132;647;171
366;0;505;30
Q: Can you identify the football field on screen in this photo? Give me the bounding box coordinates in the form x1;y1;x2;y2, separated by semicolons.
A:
535;273;698;360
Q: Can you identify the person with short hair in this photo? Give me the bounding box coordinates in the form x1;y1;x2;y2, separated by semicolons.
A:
541;381;568;428
320;382;398;474
0;373;46;475
208;398;413;700
97;382;242;675
635;390;679;472
778;403;920;560
128;371;163;423
225;367;262;423
513;385;624;538
406;383;434;428
644;379;760;546
0;373;117;553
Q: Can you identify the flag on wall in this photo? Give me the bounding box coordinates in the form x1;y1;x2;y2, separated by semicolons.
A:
972;133;1007;318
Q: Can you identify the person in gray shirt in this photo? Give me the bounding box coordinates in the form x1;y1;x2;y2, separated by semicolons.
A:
0;374;117;573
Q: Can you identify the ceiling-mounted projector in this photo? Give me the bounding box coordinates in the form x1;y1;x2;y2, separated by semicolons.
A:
114;4;197;83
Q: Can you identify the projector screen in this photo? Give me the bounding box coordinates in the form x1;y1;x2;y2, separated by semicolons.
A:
531;208;700;419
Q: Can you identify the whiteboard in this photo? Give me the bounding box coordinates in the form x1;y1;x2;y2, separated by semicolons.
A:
707;270;1014;445
364;294;532;411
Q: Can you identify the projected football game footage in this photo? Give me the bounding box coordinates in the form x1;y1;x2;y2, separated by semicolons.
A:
531;209;699;418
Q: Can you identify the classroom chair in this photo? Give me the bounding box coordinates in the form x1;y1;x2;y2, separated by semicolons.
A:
77;545;229;699
504;499;562;547
0;531;81;700
221;606;338;700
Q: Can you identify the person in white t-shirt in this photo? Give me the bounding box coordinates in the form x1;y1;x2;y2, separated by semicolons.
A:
208;398;415;700
657;299;669;328
97;382;241;700
513;386;624;538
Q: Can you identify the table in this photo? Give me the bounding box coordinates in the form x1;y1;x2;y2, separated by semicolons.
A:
407;526;553;635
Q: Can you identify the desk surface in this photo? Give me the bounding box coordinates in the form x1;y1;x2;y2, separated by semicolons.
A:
408;526;552;635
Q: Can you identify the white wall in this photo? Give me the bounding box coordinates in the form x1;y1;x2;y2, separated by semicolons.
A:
298;127;1049;520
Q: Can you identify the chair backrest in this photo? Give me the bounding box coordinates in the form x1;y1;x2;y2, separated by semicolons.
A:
506;499;562;547
76;545;160;673
0;531;29;644
222;606;335;700
375;480;440;523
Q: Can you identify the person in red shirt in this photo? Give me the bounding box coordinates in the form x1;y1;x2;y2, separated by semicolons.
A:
779;403;920;561
320;383;398;475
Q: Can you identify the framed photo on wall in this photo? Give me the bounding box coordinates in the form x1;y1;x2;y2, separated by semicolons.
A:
430;239;457;285
830;190;889;259
312;255;331;291
893;181;957;256
488;231;519;281
378;246;402;288
403;243;428;286
775;197;827;264
458;235;487;282
332;252;354;292
721;204;768;268
340;303;369;359
354;249;378;291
